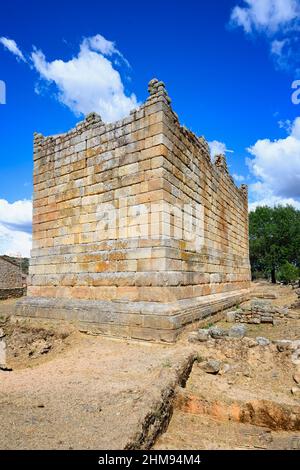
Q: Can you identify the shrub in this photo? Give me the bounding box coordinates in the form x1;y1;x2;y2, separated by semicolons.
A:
278;261;299;284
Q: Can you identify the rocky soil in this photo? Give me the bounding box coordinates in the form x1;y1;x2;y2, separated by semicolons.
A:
1;282;300;450
155;283;300;450
0;307;196;449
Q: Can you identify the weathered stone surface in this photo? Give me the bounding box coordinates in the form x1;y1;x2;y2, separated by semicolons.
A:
234;299;289;325
251;299;272;312
260;316;274;323
201;359;221;374
226;311;236;322
196;329;210;342
241;337;258;348
188;332;200;343
228;324;247;339
209;326;227;339
16;292;250;342
248;318;261;324
256;337;271;347
219;363;231;375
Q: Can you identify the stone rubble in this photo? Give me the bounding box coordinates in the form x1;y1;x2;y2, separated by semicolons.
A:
200;359;221;374
209;326;227;339
256;337;271;347
228;324;247;339
226;299;290;325
291;288;300;309
188;324;300;378
188;323;248;343
226;311;236;323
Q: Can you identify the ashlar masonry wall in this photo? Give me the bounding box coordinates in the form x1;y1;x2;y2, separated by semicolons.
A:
17;79;251;341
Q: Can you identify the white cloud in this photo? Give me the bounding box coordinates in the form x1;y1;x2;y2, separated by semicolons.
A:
82;34;119;56
230;0;299;34
247;117;300;209
81;34;130;66
248;190;300;211
0;223;32;258
233;173;246;182
230;1;300;71
0;199;32;257
208;140;234;158
271;38;288;55
0;37;26;62
0;199;32;229
31;34;138;122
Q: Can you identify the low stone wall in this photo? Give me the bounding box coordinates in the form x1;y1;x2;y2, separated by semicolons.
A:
226;299;289;325
0;288;25;301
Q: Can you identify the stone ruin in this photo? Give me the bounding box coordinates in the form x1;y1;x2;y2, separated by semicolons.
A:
226;299;289;325
16;79;251;341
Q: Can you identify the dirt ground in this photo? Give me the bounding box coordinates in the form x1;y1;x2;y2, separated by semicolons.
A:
155;283;300;450
1;282;300;450
0;325;195;449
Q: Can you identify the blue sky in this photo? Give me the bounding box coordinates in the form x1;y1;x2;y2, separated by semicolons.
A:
0;0;300;256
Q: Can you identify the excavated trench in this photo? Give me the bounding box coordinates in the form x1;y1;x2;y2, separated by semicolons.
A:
175;391;300;432
0;316;78;370
148;347;300;449
125;352;196;450
4;323;298;448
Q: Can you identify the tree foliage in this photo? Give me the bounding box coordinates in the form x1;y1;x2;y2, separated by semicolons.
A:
249;205;300;283
278;261;299;284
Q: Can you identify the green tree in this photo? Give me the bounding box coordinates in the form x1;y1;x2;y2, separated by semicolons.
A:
278;261;299;284
21;258;29;275
249;205;300;283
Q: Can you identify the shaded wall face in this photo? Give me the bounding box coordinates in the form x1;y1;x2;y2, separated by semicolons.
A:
29;99;251;303
0;259;22;289
162;122;251;298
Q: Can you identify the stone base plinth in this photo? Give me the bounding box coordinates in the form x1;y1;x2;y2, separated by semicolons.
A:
15;289;250;342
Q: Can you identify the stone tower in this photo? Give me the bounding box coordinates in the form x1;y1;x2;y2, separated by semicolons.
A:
16;79;251;341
